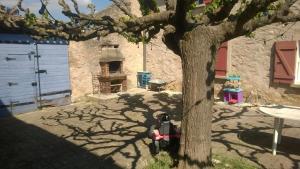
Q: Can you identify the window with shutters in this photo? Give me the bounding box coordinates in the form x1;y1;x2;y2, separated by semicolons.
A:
273;41;297;85
215;42;229;78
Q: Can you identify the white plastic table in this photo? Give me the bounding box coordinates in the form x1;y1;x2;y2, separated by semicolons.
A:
259;105;300;155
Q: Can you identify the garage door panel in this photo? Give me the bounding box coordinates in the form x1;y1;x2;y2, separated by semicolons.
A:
37;44;70;101
0;43;37;115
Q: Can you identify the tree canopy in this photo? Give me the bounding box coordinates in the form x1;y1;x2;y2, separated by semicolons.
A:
1;0;299;46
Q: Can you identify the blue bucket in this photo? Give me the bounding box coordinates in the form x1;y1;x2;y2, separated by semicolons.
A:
137;71;151;88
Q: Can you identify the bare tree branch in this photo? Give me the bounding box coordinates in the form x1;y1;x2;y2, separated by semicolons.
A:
0;0;175;42
87;3;96;15
0;5;6;14
111;0;134;18
0;0;298;47
162;25;180;54
8;0;20;15
206;0;238;24
165;0;177;10
175;0;194;34
58;0;79;19
70;0;81;14
5;0;29;14
232;0;277;31
217;0;300;41
125;11;174;31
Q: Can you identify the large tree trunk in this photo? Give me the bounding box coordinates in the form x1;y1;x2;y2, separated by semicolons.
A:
178;27;218;169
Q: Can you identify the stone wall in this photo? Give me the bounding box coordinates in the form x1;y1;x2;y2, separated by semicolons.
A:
216;2;300;105
217;22;300;106
69;0;300;105
145;31;182;91
69;34;145;101
69;40;101;101
69;0;181;101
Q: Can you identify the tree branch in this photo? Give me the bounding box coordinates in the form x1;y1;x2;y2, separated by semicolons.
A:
217;0;300;41
240;10;300;37
71;0;81;14
190;0;239;26
111;0;134;18
125;11;175;31
0;0;175;42
175;0;193;34
5;0;29;14
233;0;277;31
162;25;180;54
0;5;5;14
165;0;177;10
206;0;238;24
58;0;79;19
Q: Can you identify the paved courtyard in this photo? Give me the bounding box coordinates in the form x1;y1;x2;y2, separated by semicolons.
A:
0;91;299;169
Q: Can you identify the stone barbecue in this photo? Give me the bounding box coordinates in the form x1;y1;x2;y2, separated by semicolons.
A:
99;43;127;94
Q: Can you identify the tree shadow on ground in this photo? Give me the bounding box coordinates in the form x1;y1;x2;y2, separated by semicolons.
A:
36;92;182;169
240;130;300;156
0;92;182;169
2;93;299;169
212;105;300;169
0;111;122;169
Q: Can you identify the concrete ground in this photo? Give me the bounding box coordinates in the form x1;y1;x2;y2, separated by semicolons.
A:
0;91;299;169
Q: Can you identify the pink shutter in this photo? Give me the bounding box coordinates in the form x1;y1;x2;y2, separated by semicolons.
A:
215;42;228;77
273;41;297;84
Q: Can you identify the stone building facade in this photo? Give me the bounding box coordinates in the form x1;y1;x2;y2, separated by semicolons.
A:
68;0;181;101
221;22;300;105
68;0;300;105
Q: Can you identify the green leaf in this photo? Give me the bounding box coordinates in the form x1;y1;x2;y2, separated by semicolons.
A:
25;13;37;26
245;32;255;38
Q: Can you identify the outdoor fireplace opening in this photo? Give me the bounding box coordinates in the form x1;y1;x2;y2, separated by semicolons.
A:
109;61;121;74
111;80;122;93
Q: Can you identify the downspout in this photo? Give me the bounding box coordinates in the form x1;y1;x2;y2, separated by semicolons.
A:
143;31;147;71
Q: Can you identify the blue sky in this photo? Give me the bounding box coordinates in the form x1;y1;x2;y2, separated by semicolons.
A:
92;0;112;10
0;0;112;20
